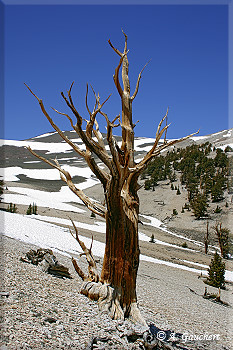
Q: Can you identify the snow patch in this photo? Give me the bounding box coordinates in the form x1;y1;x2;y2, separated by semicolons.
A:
141;214;204;248
2;212;233;282
3;181;99;213
0;165;99;182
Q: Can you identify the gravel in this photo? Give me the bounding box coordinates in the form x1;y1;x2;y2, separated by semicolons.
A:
1;235;232;350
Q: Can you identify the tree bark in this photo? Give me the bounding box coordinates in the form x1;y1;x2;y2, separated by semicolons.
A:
101;180;140;315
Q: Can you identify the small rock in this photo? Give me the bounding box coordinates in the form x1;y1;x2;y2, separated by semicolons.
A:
0;292;10;298
44;317;57;324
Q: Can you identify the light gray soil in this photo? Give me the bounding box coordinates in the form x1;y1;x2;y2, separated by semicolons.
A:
1;236;233;349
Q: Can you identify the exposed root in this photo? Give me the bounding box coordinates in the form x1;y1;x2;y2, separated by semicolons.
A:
79;280;147;325
128;302;148;327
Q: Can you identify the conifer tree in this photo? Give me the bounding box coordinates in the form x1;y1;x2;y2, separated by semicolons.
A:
211;173;226;202
190;192;208;219
7;203;18;213
32;203;38;215
149;234;155;243
26;204;32;215
207;252;225;289
0;179;4;202
144;179;151;190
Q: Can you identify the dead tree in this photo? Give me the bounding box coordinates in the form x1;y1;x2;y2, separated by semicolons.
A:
25;31;197;324
214;222;229;258
204;221;209;254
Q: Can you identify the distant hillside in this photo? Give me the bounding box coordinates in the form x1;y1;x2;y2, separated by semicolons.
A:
1;127;233;286
0;127;232;236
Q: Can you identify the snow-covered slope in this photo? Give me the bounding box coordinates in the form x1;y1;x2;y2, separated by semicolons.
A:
2;211;233;282
1;128;232;282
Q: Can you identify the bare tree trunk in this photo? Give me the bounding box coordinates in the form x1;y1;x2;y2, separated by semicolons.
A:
204;221;209;254
101;185;140;315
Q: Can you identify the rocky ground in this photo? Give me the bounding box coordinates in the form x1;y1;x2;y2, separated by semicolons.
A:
1;235;233;350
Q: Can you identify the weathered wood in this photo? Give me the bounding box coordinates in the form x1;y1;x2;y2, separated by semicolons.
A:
20;249;72;279
26;31;196;322
70;221;99;282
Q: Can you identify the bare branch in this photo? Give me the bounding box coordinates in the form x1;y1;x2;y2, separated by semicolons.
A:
72;257;88;281
24;83;41;102
90;85;99;105
85;88;112;166
121;28;128;54
113;55;124;97
67;81;75;108
51;107;75;130
133;109;170;166
108;39;122;57
136;129;200;173
89;235;94;254
26;146;107;218
61;90;83;125
112;114;121;125
52;109;109;185
85;155;110;188
93;119;106;151
100;111;121;177
25;84;86;158
133;120;139;129
156;108;169;139
131;60;151;101
59;84;113;178
164;110;168;144
136;123;170;169
60;87;113;171
26;146;62;172
70;220;99;282
85;84;92;117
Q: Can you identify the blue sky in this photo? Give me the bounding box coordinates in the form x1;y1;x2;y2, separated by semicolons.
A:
1;3;230;140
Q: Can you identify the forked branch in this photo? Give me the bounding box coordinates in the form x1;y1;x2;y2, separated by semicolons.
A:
25;82;114;179
24;83;86;158
60;87;113;171
70;220;99;282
